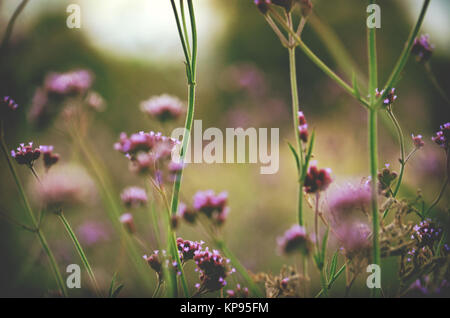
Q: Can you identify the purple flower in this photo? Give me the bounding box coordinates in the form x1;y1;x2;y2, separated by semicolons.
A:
254;0;271;14
11;142;41;166
226;284;249;298
193;190;229;225
298;124;308;143
335;222;371;258
304;162;332;193
140;94;184;122
120;186;148;208
114;131;178;157
77;222;110;246
194;248;230;293
277;224;312;255
383;88;397;106
178;202;197;224
143;252;162;277
1;96;18;112
411;134;424;149
411;34;434;63
119;213;135;234
39;145;60;171
177;238;203;262
272;0;295;12
45;69;93;96
432;122;450;149
411;219;443;249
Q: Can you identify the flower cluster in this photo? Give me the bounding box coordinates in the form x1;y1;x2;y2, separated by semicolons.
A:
277;224;312;255
177;238;204;262
303;162;332;193
1;96;18;112
11;142;41;167
376;88;397;106
194;248;231;293
411;219;443;249
120;186;148;208
143;251;163;279
226;284;249;298
407;276;450;297
298;111;308;143
192;190;229;225
411;134;425;149
119;213;135;234
432;122;450;150
39;145;60;171
140;94;184;122
178;202;197;224
411;34;434;63
45;70;93;96
377;164;398;197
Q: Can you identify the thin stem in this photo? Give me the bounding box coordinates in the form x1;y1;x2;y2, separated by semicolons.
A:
58;212;102;297
378;0;431;107
0;123;67;297
179;0;191;59
0;0;30;54
386;107;405;197
215;239;263;297
170;0;191;72
315;263;346;298
265;15;290;48
268;7;370;109
320;266;328;297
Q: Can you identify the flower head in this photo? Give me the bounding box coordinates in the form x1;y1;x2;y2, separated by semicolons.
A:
383;88;397;106
45;69;93;96
120;186;148;208
298;124;308;143
277;224;312;255
194;248;230;293
177;238;203;262
178;202;197;224
39;145;60;171
140;94;184;122
411;219;443;249
119;213;135;234
11;142;41;166
411;34;434;63
335;222;371;260
432;122;450;149
143;252;163;277
193;190;229;225
226;284;249;298
254;0;271;14
1;96;18;112
411;134;424;149
272;0;295;12
304;162;332;193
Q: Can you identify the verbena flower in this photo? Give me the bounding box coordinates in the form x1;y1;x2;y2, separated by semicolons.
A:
297;111;308;142
1;96;18;112
119;213;135;234
120;186;148;208
45;70;93;96
11;142;41;167
335;222;372;261
277;224;312;255
411;134;425;149
193;190;229;225
177;238;204;262
140;94;184;122
254;0;271;14
226;284;249;298
39;145;60;171
194;247;231;293
432;122;450;149
143;251;163;278
411;219;443;249
411;34;434;63
303;162;332;193
178;202;197;224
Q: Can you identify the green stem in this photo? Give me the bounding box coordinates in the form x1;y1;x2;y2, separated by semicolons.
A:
58;212;102;297
387;108;405;197
215;240;263;297
179;0;191;59
268;7;370;109
0;123;67;297
0;0;29;54
320;267;328;297
315;263;346;298
378;0;431;106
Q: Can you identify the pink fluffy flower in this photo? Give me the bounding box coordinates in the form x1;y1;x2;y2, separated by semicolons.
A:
140;94;184;122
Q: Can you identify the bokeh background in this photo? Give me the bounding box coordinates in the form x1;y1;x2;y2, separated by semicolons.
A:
0;0;449;297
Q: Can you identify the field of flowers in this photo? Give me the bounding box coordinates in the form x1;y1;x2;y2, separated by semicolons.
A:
0;0;449;298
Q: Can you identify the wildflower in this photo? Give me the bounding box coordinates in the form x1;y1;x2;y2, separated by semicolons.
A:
193;190;229;225
11;142;41;167
411;134;425;149
143;252;163;277
226;284;249;298
77;222;110;246
120;186;148;208
114;131;178;157
167;161;183;181
378;164;397;196
254;0;271;14
411;35;434;63
272;0;295;12
1;96;18;112
32;164;95;209
45;70;93;96
335;222;371;261
85;91;106;112
298;124;308;143
298;111;306;125
177;238;203;262
178;202;197;224
383;88;397;106
194;248;230;293
119;213;135;234
432;122;450;149
277;224;312;255
411;219;443;249
39;145;60;171
140;94;184;122
303;162;332;193
327;182;371;226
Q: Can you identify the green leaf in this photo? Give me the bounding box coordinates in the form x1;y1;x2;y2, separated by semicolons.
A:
287;141;301;172
111;284;124;298
352;71;361;100
321;227;329;263
329;250;338;279
108;272;117;298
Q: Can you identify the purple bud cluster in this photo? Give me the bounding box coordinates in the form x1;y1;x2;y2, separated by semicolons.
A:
432;122;450;150
277;224;312;255
411;35;434;63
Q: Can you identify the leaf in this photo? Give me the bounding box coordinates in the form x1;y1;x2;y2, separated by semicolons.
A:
329;250;339;279
287;141;301;173
111;284;124;298
108;272;118;298
321;227;329;264
352;71;361;100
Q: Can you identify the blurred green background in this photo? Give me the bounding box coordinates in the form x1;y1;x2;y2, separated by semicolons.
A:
0;0;449;297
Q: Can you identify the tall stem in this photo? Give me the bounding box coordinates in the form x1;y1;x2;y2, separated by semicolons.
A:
387;108;405;197
58;212;102;297
0;124;67;297
0;0;29;54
